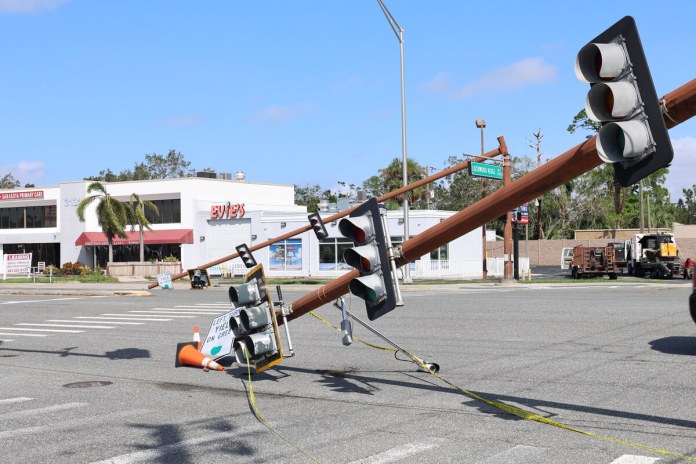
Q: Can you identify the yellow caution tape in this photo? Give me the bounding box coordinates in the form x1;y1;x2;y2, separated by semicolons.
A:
309;311;696;462
243;347;320;463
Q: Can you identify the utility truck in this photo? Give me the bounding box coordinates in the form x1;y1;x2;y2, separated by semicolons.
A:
626;232;682;279
570;245;618;279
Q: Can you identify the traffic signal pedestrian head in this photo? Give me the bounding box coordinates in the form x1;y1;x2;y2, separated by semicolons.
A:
575;16;673;187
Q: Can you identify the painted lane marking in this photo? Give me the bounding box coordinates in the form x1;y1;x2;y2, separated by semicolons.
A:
0;402;88;421
0;332;47;337
47;320;145;325
89;429;260;464
610;455;661;464
348;442;440;464
476;445;547;464
130;310;222;315
92;316;173;321
74;317;162;322
0;397;33;405
0;297;93;305
15;323;115;329
100;313;193;319
147;308;226;312
0;408;149;440
0;327;84;333
0;338;14;342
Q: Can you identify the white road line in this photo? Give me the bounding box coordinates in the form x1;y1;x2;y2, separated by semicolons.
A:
130;310;221;315
101;313;192;319
89;429;262;464
0;332;46;337
348;442;440;464
81;314;171;322
15;323;115;329
610;455;661;464
0;327;84;333
0;338;14;342
0;297;87;305
0;397;33;405
147;308;226;312
176;304;229;307
0;402;88;420
47;320;145;325
74;317;162;322
0;408;151;440
476;445;546;464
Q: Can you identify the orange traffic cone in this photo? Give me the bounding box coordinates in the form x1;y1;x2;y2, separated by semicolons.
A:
192;326;201;350
175;342;224;371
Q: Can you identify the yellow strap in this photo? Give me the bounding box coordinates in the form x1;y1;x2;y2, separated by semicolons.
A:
310;311;696;462
243;347;321;463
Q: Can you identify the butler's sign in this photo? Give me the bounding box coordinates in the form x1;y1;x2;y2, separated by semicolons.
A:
210;202;245;219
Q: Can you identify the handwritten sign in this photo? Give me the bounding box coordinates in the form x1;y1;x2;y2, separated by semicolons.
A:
156;272;173;289
201;309;239;361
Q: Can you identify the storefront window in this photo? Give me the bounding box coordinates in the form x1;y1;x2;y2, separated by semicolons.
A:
0;205;56;229
430;244;449;261
269;238;302;271
143;199;181;224
319;238;353;271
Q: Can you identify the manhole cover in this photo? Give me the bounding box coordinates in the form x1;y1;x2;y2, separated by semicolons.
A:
63;381;113;389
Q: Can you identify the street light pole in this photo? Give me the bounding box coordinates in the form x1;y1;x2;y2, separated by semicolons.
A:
476;119;487;280
377;0;411;283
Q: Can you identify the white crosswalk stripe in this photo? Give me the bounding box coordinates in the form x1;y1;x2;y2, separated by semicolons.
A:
0;327;83;333
0;332;47;337
47;319;145;325
15;323;115;329
0;397;33;405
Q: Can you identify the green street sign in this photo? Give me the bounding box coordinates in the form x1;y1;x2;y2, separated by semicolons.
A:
468;161;502;180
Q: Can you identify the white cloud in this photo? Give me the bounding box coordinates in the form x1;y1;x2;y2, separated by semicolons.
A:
666;136;696;200
424;57;557;100
252;101;317;125
0;0;70;14
0;160;46;186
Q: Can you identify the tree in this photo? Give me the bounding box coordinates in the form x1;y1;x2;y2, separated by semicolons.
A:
77;182;131;266
294;184;323;212
363;157;427;210
145;150;191;179
676;185;696;225
0;172;20;189
129;193;159;262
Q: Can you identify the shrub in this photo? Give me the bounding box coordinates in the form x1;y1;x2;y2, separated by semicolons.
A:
61;261;87;276
163;255;179;262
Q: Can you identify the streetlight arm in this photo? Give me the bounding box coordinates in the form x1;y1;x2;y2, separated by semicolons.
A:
377;0;403;43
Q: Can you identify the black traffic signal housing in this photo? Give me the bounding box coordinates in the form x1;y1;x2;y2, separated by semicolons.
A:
575;16;673;186
338;197;396;320
308;212;329;240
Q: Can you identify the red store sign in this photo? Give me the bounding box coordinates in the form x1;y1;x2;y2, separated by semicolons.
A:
0;190;44;201
210;202;245;219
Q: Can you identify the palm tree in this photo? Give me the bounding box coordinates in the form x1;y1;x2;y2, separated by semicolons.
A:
129;193;159;262
76;182;130;266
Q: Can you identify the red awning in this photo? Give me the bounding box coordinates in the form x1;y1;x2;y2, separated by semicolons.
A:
75;229;194;246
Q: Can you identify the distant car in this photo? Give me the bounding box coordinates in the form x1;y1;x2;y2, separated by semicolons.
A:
561;247;573;270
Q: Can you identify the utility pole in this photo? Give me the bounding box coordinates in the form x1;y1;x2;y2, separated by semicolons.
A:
476;119;487;280
501;140;513;281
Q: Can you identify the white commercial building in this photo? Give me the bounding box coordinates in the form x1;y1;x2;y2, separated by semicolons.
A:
0;177;485;279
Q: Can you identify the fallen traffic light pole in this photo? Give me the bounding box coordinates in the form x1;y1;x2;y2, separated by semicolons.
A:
285;77;696;323
147;145;506;289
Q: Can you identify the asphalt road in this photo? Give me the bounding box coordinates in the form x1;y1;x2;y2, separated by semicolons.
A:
1;282;695;463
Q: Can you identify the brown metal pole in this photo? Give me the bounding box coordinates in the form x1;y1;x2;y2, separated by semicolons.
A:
148;146;503;288
501;138;513;281
286;77;696;322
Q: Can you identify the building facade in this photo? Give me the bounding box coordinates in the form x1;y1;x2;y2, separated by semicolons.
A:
0;178;484;279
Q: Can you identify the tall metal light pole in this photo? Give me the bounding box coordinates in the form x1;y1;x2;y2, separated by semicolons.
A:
377;0;411;283
476;119;487;280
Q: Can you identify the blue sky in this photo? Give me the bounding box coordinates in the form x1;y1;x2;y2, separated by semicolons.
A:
1;1;695;200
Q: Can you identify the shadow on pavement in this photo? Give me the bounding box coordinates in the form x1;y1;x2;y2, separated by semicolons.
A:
649;336;696;356
0;346;151;360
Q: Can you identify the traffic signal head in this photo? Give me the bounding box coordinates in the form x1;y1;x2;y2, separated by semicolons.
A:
227;264;283;372
308;212;329;240
575;16;673;187
338;197;396;320
187;268;210;289
235;243;257;268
